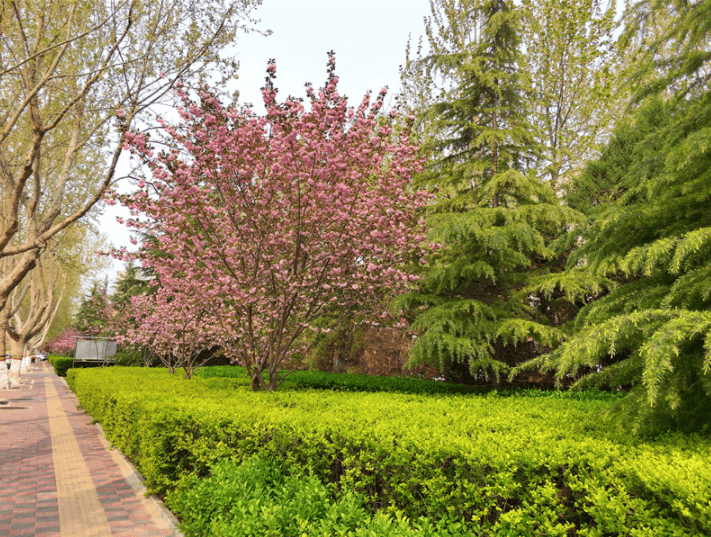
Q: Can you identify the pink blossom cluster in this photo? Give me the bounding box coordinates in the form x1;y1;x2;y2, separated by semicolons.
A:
113;289;220;377
116;58;429;389
46;327;83;355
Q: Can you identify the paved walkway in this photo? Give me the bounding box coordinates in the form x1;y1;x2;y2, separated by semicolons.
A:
0;361;181;536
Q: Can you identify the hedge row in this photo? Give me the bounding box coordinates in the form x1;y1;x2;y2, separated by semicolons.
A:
195;365;477;395
68;368;711;536
195;366;625;401
49;356;73;377
170;456;473;536
49;356;106;377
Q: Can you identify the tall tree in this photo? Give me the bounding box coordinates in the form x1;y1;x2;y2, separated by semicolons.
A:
73;279;110;335
620;0;711;102
521;0;625;191
40;225;112;343
2;222;109;355
7;249;65;357
0;0;262;356
115;58;428;390
523;0;711;435
398;0;578;385
400;0;628;193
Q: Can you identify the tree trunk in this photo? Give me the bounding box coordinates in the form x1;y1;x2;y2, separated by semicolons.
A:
492;337;505;389
267;375;278;391
250;372;262;391
0;308;9;356
9;337;27;360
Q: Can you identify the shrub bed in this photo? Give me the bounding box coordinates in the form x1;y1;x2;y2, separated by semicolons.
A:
169;456;472;536
68;367;711;536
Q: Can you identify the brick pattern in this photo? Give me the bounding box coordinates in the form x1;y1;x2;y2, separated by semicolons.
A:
0;370;60;537
0;363;177;537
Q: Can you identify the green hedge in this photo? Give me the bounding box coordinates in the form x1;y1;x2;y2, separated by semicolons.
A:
68;368;711;536
195;366;625;401
169;456;472;537
196;365;479;395
51;357;74;377
50;357;106;377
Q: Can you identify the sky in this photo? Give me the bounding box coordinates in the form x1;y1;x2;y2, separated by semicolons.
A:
98;0;432;284
233;0;431;111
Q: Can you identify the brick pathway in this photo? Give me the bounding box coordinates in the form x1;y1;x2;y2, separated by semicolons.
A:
0;362;181;536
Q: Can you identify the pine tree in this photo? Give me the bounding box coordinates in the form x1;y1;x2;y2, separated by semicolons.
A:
73;279;110;335
401;0;629;193
522;0;711;434
398;0;579;385
111;262;153;311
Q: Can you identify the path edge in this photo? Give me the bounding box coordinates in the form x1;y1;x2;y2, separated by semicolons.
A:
58;376;184;537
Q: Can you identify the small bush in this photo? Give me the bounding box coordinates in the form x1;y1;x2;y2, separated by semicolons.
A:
48;354;67;365
51;357;74;377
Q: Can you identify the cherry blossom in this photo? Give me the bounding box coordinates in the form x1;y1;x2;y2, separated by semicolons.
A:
117;56;428;391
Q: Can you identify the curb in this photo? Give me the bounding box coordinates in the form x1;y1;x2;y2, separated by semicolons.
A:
59;376;184;536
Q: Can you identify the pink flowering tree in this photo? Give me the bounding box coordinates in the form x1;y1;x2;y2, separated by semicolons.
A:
114;55;428;390
118;287;220;378
47;326;83;356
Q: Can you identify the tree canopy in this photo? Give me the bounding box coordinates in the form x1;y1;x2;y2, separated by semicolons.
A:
0;0;262;356
114;57;428;389
397;0;580;384
521;0;711;434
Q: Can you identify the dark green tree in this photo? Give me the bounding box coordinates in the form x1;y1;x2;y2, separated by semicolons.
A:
398;0;579;385
73;279;110;335
523;0;711;434
111;262;153;311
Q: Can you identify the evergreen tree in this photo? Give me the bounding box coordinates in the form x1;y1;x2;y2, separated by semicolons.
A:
401;0;629;193
523;0;711;434
621;0;711;102
73;279;110;335
398;0;579;385
111;262;153;311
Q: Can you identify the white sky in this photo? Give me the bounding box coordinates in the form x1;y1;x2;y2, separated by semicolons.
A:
234;0;431;110
98;0;431;284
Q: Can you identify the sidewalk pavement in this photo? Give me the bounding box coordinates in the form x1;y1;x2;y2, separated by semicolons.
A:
0;361;182;536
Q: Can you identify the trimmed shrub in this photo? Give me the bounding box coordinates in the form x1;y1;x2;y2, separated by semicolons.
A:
169;456;472;536
197;365;479;395
52;358;106;377
51;357;74;377
68;368;711;536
